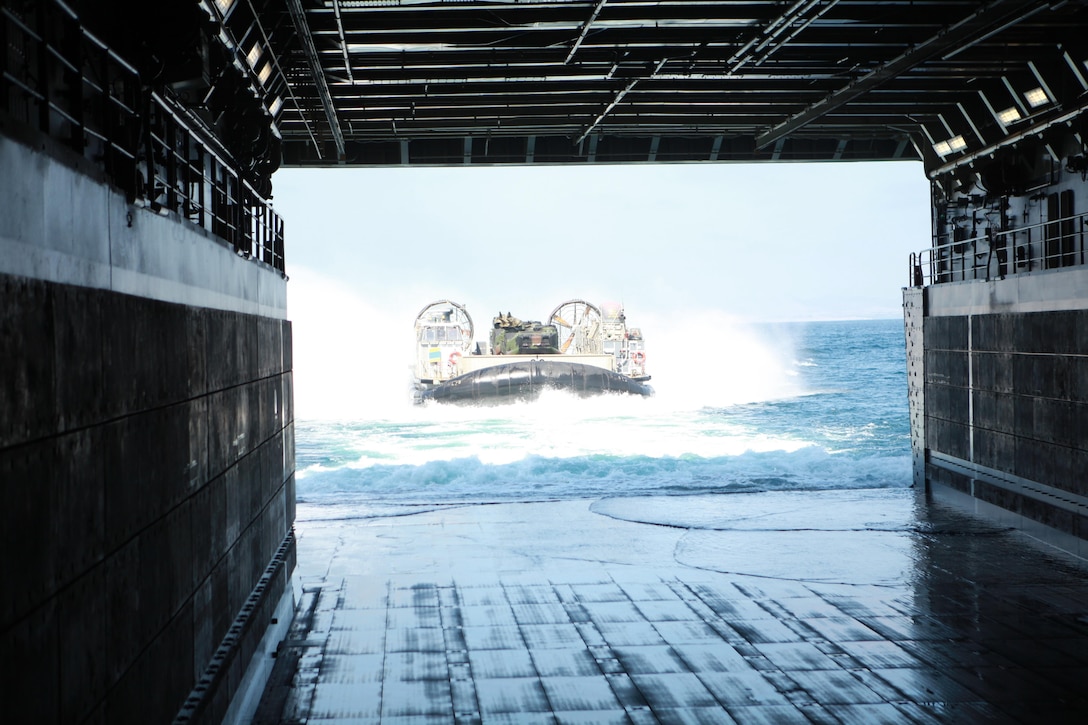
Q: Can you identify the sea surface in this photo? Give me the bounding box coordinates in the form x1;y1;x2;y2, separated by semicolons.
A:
295;318;910;518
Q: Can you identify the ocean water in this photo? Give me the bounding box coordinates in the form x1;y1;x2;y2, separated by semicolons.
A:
295;318;910;516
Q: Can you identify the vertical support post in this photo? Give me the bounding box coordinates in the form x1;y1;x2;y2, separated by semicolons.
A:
903;286;927;490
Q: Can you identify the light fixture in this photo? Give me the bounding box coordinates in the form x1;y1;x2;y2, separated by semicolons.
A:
933;135;967;157
1024;86;1049;108
997;106;1022;125
268;96;283;116
247;43;263;69
258;62;272;85
214;0;235;15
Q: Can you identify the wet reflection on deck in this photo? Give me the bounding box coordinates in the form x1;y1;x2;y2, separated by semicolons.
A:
255;489;1088;724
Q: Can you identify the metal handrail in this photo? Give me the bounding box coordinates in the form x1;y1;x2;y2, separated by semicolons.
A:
0;0;285;274
908;210;1088;287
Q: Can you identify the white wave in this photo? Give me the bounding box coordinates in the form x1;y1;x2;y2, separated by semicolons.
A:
298;391;819;476
289;292;912;507
289;274;810;422
635;309;807;410
295;444;912;505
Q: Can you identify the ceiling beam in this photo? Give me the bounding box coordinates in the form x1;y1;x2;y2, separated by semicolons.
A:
286;0;346;159
332;0;353;83
566;0;608;64
728;0;830;74
755;0;1053;149
577;57;668;144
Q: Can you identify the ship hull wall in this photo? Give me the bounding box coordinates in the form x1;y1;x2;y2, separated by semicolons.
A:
906;268;1088;558
0;134;295;723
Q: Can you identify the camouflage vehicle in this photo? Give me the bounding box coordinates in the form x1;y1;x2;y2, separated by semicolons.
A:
489;313;560;355
413;299;653;404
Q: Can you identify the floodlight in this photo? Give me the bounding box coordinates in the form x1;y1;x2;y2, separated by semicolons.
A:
934;135;967;157
997;106;1022;125
1024;87;1049;108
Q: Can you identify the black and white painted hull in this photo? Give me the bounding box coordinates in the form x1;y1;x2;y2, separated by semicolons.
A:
418;359;653;404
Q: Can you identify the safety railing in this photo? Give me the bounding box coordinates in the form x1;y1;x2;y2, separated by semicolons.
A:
147;92;285;271
909;210;1088;287
0;0;284;273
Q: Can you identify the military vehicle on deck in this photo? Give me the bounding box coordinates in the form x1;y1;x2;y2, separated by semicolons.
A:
413;299;653;404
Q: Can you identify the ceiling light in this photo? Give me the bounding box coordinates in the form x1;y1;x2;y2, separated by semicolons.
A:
1024;87;1049;108
933;135;967;157
268;97;283;116
997;106;1022;125
214;0;235;15
247;43;263;69
258;62;272;85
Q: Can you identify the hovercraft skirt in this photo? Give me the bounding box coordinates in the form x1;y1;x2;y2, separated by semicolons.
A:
420;360;652;404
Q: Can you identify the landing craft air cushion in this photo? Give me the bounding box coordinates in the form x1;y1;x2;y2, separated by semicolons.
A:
413;299;653;404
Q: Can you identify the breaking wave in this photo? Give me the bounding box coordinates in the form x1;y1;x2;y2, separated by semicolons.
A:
294;319;911;510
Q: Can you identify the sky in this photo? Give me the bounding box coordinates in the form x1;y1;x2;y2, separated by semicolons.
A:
269;161;930;417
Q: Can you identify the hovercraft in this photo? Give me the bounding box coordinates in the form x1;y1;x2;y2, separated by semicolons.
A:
412;299;653;405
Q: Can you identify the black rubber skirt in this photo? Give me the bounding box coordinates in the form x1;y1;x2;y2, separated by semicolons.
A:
419;360;653;404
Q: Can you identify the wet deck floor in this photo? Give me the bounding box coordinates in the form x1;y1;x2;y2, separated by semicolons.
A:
253;489;1088;724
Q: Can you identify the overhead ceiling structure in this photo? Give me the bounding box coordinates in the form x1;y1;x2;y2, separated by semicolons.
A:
213;0;1086;183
